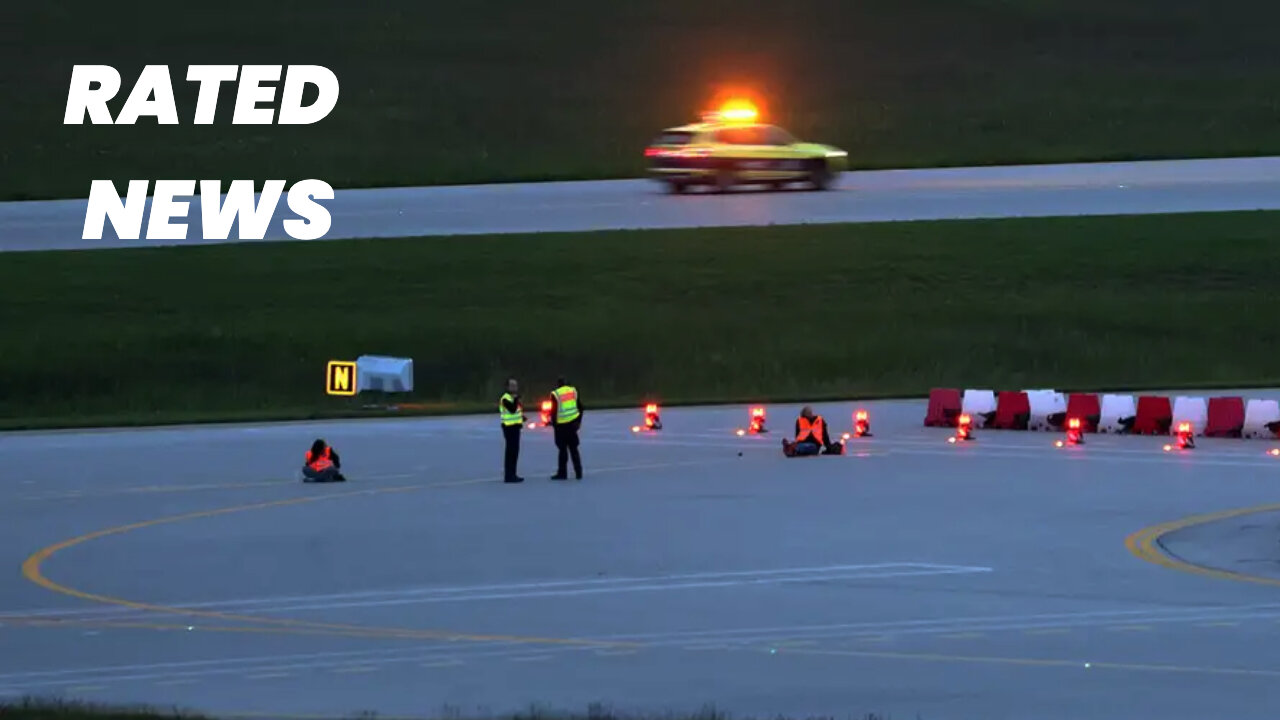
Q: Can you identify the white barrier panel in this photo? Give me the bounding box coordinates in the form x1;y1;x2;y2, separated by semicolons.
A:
962;389;997;427
1099;394;1136;433
356;355;414;393
1172;396;1208;433
1025;389;1067;431
1244;399;1280;439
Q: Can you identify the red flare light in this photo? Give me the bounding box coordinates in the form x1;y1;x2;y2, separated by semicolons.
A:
1164;422;1195;451
1058;417;1084;447
748;406;767;433
642;403;662;430
950;413;973;443
851;409;871;437
539;399;553;426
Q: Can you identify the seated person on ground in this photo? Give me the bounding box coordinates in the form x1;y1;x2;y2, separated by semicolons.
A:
782;406;844;456
303;438;347;482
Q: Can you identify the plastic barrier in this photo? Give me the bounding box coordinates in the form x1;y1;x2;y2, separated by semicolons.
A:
925;388;962;427
1066;393;1101;432
356;355;414;393
993;391;1031;430
1172;396;1208;435
1204;397;1245;438
962;389;997;428
1244;399;1280;439
1026;389;1067;431
1098;394;1136;433
1133;395;1173;435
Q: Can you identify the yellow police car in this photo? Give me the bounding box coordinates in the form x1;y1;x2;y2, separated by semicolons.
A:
644;102;848;193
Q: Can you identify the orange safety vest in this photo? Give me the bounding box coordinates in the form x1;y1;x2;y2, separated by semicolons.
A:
796;416;825;443
305;446;333;471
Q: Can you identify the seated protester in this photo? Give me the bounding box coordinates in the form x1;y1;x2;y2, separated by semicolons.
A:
302;438;347;482
782;406;844;457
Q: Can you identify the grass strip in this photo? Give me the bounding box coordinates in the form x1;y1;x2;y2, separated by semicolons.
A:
0;699;892;720
6;0;1280;199
1;211;1278;430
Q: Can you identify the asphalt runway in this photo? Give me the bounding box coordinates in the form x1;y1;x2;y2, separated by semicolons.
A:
5;398;1280;719
3;156;1280;251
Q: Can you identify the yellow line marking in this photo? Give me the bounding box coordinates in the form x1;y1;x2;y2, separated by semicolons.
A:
779;646;1280;678
1125;502;1280;588
17;460;726;647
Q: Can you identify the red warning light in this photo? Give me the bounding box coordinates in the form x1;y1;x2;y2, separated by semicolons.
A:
851;409;871;437
1269;448;1280;457
1164;422;1195;451
1057;417;1085;447
748;406;767;434
539;399;553;426
642;403;662;430
949;413;974;443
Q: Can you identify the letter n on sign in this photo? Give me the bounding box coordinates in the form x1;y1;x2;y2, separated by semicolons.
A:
326;360;357;396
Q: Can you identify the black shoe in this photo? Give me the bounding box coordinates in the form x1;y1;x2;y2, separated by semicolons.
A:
504;476;524;483
550;473;569;480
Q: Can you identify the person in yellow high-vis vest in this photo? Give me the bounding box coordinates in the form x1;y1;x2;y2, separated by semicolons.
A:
500;378;526;483
547;376;583;480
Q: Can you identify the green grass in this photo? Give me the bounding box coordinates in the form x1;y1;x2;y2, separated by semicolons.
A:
6;0;1280;200
1;212;1278;430
0;700;891;720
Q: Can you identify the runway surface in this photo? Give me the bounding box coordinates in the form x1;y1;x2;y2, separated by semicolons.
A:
3;156;1280;251
5;398;1280;719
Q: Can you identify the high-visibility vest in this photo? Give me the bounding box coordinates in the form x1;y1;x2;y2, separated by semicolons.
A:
796;416;824;443
305;446;333;471
500;392;523;426
552;385;580;423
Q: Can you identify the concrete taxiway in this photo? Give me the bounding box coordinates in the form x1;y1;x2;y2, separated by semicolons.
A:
2;156;1280;251
4;398;1280;719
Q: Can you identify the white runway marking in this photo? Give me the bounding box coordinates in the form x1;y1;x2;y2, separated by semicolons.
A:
3;563;991;621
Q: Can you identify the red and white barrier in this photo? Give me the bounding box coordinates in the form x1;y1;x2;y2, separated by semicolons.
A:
929;388;1280;442
1244;399;1280;439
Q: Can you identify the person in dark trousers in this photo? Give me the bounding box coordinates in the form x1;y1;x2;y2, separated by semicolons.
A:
782;406;844;457
548;376;583;480
302;438;347;482
500;377;526;483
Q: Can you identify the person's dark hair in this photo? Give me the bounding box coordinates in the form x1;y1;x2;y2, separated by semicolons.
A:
310;438;327;456
557;376;566;386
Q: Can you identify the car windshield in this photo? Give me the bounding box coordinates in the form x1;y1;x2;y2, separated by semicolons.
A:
716;126;766;145
714;125;796;145
651;131;693;145
762;125;797;145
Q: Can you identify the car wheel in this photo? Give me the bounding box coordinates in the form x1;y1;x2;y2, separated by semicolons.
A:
809;161;833;190
665;180;686;194
715;169;735;193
